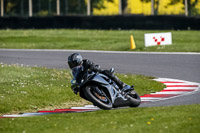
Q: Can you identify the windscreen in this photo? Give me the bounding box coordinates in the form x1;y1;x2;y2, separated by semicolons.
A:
72;65;84;80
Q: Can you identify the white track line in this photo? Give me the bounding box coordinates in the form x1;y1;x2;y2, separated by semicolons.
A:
152;91;187;94
163;83;198;85
71;105;100;110
140;98;162;101
163;87;199;90
0;49;200;55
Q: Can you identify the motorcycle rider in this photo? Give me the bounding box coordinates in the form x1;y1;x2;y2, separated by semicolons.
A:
68;53;129;94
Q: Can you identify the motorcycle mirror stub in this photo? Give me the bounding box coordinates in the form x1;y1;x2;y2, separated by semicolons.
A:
110;68;115;74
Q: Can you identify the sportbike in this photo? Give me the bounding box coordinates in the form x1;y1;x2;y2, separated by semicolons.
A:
71;68;141;110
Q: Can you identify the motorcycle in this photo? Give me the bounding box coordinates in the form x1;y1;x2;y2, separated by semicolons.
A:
70;67;141;110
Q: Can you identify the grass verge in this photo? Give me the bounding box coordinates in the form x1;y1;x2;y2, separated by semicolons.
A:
0;63;165;115
0;29;200;52
0;104;199;133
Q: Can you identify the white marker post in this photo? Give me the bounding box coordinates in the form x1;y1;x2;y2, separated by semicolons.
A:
57;0;60;16
29;0;32;17
1;0;4;17
144;32;172;47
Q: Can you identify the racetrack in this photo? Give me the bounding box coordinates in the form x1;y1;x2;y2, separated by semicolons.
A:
0;49;200;107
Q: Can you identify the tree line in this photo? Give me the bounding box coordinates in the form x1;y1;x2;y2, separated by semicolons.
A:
1;0;199;16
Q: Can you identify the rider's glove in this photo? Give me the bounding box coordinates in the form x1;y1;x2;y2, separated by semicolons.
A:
71;79;79;95
72;87;79;95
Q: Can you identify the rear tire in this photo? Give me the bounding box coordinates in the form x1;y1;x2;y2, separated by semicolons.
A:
127;90;141;107
84;86;112;110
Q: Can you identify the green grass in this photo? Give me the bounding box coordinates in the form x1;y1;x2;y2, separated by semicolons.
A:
0;104;199;133
0;63;165;115
0;29;200;52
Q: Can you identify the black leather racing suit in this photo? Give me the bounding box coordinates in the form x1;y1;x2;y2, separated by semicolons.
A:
81;59;125;89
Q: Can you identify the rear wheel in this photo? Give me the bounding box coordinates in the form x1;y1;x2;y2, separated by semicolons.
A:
126;90;141;107
84;86;112;110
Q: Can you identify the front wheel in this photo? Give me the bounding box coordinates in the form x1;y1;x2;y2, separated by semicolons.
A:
127;90;141;107
84;86;112;110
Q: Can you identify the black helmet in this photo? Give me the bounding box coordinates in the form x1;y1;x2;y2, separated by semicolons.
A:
68;53;83;69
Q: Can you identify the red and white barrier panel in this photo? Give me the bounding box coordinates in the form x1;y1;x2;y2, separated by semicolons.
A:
140;78;200;103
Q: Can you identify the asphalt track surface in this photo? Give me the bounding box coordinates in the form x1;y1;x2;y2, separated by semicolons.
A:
0;49;200;107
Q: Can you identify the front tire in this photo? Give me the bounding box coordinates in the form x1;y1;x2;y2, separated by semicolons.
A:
84;86;112;110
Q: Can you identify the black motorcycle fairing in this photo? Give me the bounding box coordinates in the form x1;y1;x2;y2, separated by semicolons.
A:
90;74;110;86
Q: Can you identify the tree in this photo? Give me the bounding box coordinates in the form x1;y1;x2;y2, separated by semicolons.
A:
90;0;114;14
63;0;114;15
122;0;128;14
3;0;22;16
140;0;199;16
168;0;199;16
140;0;160;15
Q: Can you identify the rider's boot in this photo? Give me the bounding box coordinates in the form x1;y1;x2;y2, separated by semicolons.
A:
108;68;134;92
112;75;128;90
113;75;134;92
